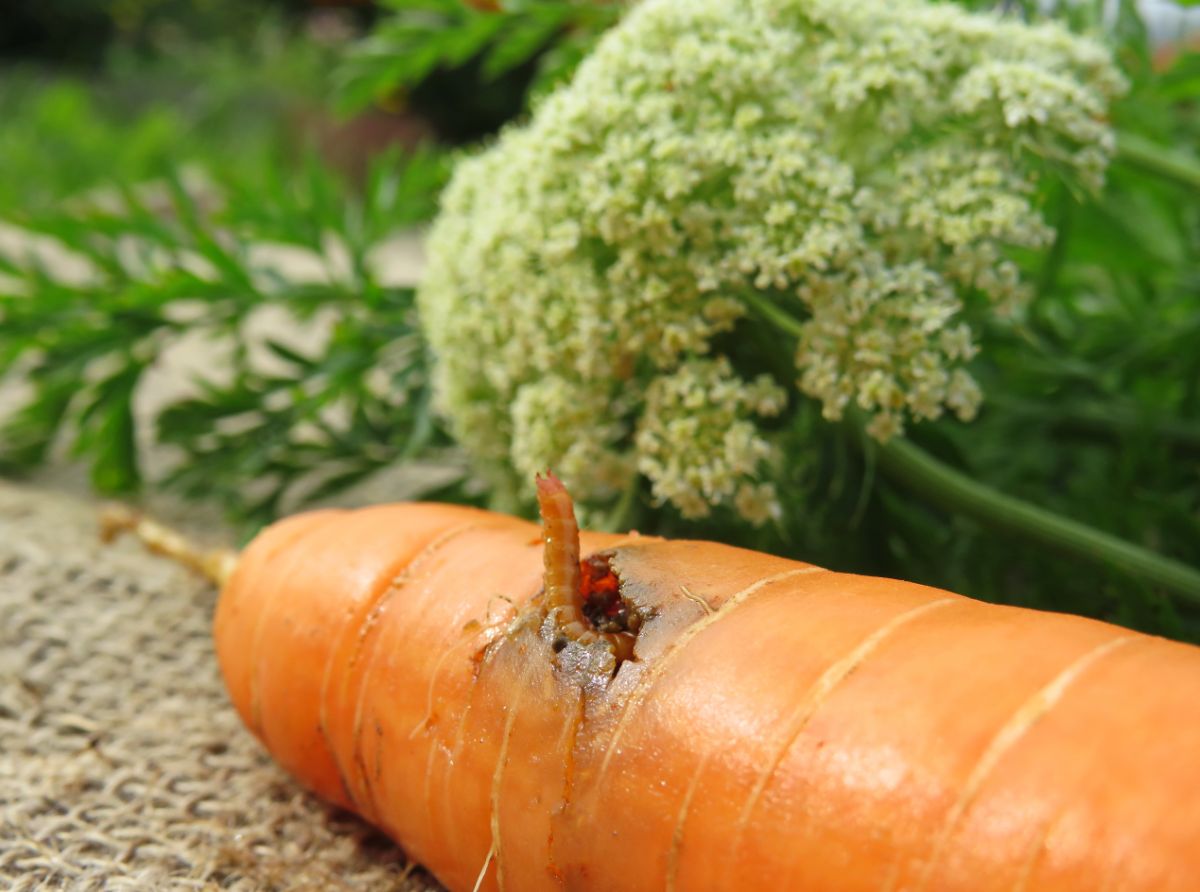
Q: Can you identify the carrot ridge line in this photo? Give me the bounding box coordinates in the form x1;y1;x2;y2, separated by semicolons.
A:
727;596;960;884
436;575;543;864
546;691;585;882
489;660;538;892
665;749;711;892
911;633;1139;890
343;520;486;821
592;566;825;791
409;627;503;742
471;844;495;892
1010;804;1068;892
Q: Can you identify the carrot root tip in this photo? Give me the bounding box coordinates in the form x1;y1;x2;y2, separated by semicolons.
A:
98;503;237;586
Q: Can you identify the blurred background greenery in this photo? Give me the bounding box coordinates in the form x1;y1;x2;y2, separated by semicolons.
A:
1;0;1198;641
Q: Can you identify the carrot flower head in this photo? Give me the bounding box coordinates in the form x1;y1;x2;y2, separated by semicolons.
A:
418;0;1124;523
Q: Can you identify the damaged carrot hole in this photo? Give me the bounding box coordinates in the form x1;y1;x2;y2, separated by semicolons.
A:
536;472;639;664
580;554;637;635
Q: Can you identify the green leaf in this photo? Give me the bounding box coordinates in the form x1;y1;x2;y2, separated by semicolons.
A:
265;339;318;370
483;11;566;80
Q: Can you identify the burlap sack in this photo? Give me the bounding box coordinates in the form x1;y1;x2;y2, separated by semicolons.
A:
0;482;441;891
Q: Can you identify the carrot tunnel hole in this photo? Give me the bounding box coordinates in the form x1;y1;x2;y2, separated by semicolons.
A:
548;552;640;663
580;554;634;635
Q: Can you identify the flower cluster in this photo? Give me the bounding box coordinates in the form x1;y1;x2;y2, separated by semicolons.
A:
418;0;1122;521
635;358;785;522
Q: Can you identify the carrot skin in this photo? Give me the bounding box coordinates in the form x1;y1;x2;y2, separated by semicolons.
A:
216;503;1200;892
746;601;1123;890
253;504;491;810
214;509;342;741
368;522;548;888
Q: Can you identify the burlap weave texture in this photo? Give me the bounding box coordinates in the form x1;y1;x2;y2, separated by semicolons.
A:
0;482;440;891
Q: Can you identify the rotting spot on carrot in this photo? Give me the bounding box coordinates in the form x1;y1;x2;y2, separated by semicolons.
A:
535;472;639;670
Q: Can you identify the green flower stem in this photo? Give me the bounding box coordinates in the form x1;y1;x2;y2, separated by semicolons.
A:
597;474;642;533
743;291;1200;606
1116;133;1200;192
868;427;1200;607
743;290;805;338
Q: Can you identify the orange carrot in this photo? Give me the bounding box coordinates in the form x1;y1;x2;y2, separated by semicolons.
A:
126;476;1200;890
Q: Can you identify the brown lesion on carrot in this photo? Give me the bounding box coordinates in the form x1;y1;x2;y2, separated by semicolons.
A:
535;472;643;673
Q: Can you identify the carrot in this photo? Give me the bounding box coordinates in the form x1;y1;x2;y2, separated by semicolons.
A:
110;477;1200;891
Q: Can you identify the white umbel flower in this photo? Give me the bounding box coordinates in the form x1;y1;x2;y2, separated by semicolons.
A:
419;0;1122;521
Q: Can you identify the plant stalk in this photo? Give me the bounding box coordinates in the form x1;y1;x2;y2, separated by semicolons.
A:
743;290;1200;606
868;428;1200;607
1115;133;1200;192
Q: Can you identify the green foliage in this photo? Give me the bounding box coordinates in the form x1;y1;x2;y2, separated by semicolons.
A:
0;115;459;529
0;24;333;215
0;0;304;64
150;152;467;528
0;27;469;530
881;5;1200;632
336;0;621;117
0;80;187;214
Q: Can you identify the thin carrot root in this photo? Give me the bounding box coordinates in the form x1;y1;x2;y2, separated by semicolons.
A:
470;844;495;892
99;503;237;586
535;472;637;666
